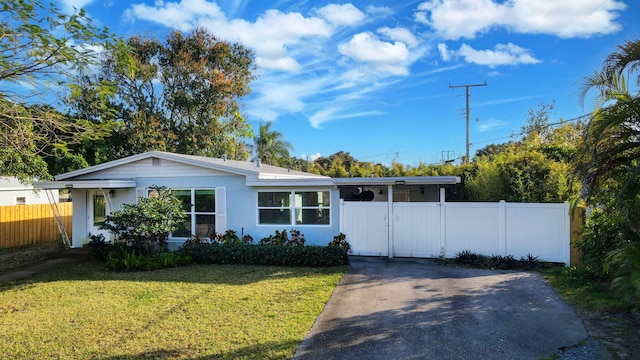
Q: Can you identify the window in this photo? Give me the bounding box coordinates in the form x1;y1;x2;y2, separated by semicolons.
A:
93;195;106;226
171;189;217;239
15;196;26;205
258;191;330;225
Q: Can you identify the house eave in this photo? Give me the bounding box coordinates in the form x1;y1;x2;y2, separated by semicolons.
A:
246;178;335;187
332;176;461;186
34;180;137;189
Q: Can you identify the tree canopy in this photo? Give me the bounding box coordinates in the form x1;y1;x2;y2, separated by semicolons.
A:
68;28;257;164
0;0;126;182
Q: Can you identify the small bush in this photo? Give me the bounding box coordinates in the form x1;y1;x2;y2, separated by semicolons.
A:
259;229;305;246
447;250;545;270
455;250;479;266
215;230;254;245
491;254;517;270
177;243;348;267
86;233;112;261
106;244;192;271
328;233;351;254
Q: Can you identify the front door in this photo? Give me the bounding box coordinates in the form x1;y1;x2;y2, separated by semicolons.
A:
88;190;111;241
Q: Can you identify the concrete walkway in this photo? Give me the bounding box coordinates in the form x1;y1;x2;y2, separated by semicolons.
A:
294;257;589;360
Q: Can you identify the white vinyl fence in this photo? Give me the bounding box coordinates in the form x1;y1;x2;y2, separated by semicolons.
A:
340;200;570;264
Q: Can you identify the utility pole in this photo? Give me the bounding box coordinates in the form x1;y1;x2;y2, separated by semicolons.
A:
449;81;487;163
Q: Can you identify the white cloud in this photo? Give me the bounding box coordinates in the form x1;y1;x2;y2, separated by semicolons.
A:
415;0;626;39
126;1;333;72
437;43;449;61
309;108;384;128
366;5;394;16
476;118;508;132
315;3;365;26
126;0;225;31
60;0;95;13
440;43;540;67
378;27;419;48
300;152;322;161
338;32;410;75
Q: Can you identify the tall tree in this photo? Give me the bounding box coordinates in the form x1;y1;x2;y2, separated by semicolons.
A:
574;38;640;300
0;0;124;182
466;102;582;202
251;122;293;167
69;28;256;162
575;39;640;231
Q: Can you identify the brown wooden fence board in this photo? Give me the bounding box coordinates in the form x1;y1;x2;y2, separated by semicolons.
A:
0;203;72;249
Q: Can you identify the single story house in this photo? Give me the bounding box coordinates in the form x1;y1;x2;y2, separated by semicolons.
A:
35;151;459;249
0;177;59;206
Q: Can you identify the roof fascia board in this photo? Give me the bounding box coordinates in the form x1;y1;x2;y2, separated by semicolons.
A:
332;176;460;185
54;151;255;180
35;180;137;189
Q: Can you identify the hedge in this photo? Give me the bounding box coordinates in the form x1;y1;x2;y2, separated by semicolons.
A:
176;243;349;267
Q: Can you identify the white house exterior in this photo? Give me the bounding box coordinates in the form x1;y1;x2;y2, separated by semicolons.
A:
34;151;570;264
36;151;340;249
0;177;59;206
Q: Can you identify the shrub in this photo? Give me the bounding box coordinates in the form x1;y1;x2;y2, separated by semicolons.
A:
106;245;192;271
454;250;479;266
328;233;351;254
86;233;112;261
447;250;544;270
577;207;633;278
490;254;517;270
215;230;253;245
99;185;187;255
259;229;305;246
177;243;348;267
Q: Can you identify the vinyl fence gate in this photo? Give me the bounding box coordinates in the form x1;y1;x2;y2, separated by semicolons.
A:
339;199;570;265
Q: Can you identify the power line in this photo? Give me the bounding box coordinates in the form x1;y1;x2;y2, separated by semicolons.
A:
471;112;592;147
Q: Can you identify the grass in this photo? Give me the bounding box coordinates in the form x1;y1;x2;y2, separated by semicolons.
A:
541;266;632;312
0;261;345;359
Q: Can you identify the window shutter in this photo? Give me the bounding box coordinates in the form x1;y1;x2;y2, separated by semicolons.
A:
215;187;226;233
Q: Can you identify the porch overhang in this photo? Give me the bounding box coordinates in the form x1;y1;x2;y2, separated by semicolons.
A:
34;180;137;189
332;176;460;186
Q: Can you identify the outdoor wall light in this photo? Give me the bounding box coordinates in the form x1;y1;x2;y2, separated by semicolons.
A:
395;180;405;185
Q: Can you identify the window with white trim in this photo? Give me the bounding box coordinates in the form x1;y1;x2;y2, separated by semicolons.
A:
258;191;330;225
170;189;217;239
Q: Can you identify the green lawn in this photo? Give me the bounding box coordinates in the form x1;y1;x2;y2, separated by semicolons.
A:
0;262;345;359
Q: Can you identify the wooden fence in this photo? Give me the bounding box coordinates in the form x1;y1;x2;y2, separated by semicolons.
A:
0;203;72;249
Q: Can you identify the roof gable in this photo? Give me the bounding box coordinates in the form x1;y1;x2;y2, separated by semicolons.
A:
55;151;330;183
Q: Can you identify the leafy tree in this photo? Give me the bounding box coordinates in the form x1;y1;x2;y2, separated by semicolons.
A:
466;102;582;202
100;186;187;253
69;28;256;163
0;0;125;181
251;121;293;167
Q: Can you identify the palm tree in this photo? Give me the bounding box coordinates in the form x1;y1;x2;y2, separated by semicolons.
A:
251;121;293;167
575;39;640;219
575;38;640;300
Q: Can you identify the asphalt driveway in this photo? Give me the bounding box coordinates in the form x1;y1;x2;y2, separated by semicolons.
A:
294;257;589;360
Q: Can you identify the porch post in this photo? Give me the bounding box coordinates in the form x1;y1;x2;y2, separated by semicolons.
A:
387;184;393;258
439;187;446;258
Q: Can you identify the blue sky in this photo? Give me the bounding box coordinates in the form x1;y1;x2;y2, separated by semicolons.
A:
58;0;638;166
